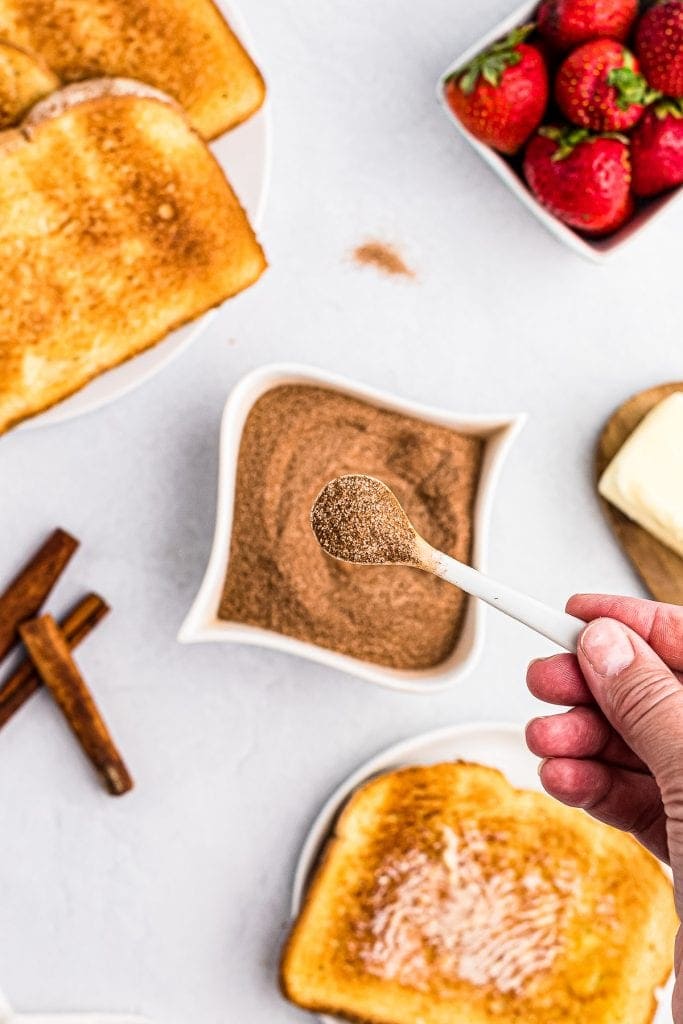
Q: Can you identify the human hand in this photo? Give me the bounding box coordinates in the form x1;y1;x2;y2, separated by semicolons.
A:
526;595;683;1018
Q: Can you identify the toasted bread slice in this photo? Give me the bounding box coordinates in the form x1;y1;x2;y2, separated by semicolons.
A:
282;762;677;1024
0;0;265;139
0;79;266;434
0;40;58;128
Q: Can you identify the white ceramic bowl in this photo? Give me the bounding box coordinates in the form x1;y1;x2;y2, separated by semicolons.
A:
288;722;674;1024
437;0;683;263
179;363;524;692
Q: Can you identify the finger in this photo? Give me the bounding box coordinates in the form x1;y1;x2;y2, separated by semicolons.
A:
577;618;683;786
568;594;683;672
527;706;648;772
527;654;594;706
539;757;669;863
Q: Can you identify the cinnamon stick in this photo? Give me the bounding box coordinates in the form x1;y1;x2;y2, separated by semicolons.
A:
19;615;133;796
0;528;78;662
0;593;109;730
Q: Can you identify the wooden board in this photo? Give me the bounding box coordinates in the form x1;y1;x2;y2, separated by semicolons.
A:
596;382;683;605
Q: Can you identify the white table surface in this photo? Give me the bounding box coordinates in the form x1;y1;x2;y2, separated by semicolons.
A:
0;0;680;1021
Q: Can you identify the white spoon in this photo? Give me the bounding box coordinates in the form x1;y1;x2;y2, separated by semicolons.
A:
311;474;583;652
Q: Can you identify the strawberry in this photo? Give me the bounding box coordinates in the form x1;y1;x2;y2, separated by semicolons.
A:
444;26;549;154
537;0;638;51
631;99;683;195
635;0;683;98
523;126;634;234
556;41;658;132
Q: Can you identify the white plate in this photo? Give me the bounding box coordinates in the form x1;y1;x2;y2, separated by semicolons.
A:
178;364;525;693
289;722;674;1024
437;0;683;263
20;0;271;432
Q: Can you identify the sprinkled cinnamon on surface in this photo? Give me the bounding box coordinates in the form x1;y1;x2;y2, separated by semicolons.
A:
311;475;419;565
352;241;414;278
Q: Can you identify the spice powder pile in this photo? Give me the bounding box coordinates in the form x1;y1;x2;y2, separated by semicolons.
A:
219;385;484;670
352;241;414;279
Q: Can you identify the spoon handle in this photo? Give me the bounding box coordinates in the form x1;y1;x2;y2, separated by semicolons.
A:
426;547;584;652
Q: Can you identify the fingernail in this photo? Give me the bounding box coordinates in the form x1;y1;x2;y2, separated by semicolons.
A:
580;619;635;677
537;757;549;778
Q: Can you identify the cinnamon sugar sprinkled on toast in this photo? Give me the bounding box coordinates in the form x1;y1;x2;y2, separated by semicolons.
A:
353;824;577;995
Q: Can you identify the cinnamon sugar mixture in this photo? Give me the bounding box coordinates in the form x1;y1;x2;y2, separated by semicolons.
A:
311;475;420;566
352;241;414;278
352;824;578;996
218;385;484;670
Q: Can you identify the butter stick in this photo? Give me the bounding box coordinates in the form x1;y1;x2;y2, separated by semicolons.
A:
598;392;683;559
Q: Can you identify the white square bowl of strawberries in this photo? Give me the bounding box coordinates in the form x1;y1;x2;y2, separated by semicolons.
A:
439;0;683;261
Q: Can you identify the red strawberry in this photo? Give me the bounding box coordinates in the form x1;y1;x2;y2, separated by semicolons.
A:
537;0;638;51
632;99;683;195
523;126;634;234
635;0;683;98
556;41;658;132
444;26;549;154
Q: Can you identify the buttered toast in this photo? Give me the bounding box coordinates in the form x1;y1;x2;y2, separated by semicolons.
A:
0;40;57;128
0;0;265;139
0;79;266;435
282;762;677;1024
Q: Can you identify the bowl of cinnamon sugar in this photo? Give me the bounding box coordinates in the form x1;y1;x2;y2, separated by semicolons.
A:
179;364;524;692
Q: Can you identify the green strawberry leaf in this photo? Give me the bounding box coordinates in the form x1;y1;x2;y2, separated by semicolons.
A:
447;23;533;94
504;23;537;46
622;49;636;72
553;129;590;160
482;64;500;87
457;65;480;94
541;126;590;159
540;125;627;161
539;126;562;142
654;97;683;119
607;66;661;110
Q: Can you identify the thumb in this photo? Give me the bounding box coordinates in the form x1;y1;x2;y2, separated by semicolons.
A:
578;617;683;793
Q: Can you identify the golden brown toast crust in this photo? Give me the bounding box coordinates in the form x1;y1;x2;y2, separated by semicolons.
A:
281;762;677;1024
0;0;265;138
0;39;57;128
0;78;266;435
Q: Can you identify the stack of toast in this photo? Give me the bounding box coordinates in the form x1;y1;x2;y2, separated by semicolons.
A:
0;0;265;140
282;762;677;1024
0;0;266;435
